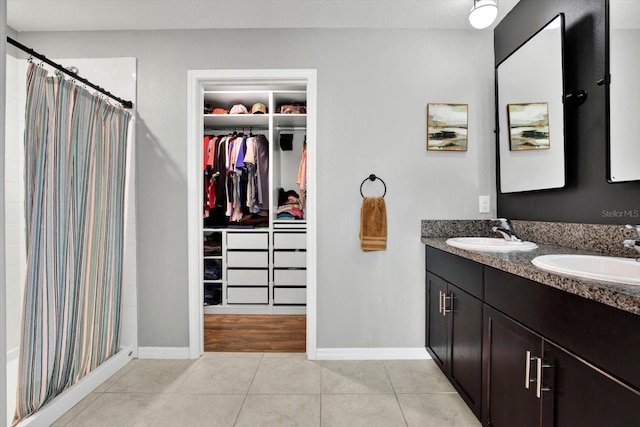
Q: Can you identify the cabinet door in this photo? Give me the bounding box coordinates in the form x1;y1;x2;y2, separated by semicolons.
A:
484;306;542;427
542;341;640;427
426;272;448;368
450;284;483;417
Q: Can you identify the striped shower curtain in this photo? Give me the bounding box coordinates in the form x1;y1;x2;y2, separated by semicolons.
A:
13;63;131;425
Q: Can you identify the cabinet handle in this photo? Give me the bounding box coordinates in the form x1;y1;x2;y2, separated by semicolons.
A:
438;291;443;314
443;293;452;316
525;351;532;389
535;357;552;399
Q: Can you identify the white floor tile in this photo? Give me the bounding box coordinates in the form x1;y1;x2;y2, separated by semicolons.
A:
235;394;321;427
148;394;245;427
249;357;322;394
398;393;481;427
106;359;194;394
64;393;170;427
176;356;261;394
384;359;456;393
51;356;482;427
322;360;394;394
321;393;407;427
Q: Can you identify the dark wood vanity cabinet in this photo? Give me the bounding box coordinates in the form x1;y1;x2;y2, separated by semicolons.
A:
426;248;483;418
484;305;640;426
483;306;544;427
484;267;640;426
426;272;448;366
544;340;640;426
425;246;640;426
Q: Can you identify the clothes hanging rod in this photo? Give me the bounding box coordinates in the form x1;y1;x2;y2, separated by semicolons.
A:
276;126;307;132
6;37;133;109
204;126;269;130
205;126;269;132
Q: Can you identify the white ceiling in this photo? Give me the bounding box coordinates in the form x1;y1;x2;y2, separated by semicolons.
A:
7;0;519;32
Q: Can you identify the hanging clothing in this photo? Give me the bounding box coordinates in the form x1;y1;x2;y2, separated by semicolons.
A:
255;134;270;211
297;137;307;207
203;133;270;227
203;135;218;217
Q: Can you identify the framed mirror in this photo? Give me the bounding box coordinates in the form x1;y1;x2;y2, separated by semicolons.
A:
496;14;566;193
608;0;640;182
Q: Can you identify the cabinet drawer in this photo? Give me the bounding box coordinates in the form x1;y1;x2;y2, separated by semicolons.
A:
273;269;306;286
227;251;268;268
426;246;483;299
273;251;306;268
273;232;306;249
227;269;268;286
273;287;306;305
227;286;268;304
227;232;268;250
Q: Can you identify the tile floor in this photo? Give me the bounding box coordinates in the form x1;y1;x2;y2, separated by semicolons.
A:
52;353;481;427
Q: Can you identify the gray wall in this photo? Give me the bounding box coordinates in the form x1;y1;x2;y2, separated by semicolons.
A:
16;28;496;350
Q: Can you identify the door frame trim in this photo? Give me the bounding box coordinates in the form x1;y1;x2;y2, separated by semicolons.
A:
186;69;318;359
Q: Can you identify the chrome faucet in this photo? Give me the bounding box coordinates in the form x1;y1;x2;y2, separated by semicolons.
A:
623;224;640;258
492;218;522;242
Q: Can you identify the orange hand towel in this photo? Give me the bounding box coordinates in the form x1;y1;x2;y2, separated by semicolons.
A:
359;197;387;252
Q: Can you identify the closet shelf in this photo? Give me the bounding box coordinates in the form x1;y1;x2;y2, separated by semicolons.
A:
203;91;270;107
204;114;269;128
273;114;307;128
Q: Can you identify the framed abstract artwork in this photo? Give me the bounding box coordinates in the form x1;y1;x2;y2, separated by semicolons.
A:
507;102;550;151
427;103;468;151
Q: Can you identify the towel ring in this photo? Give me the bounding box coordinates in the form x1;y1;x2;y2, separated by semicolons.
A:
360;174;387;198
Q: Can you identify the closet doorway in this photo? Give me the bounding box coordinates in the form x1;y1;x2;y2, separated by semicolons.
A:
187;70;317;359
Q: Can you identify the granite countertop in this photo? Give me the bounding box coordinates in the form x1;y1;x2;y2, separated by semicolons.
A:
422;236;640;316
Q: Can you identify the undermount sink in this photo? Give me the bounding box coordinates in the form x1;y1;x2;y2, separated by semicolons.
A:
445;237;538;252
532;254;640;286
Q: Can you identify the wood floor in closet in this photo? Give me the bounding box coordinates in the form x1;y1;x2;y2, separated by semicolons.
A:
204;314;306;353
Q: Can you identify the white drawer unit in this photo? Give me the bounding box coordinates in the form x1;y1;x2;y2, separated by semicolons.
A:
273;269;306;286
227;232;269;250
273;287;306;305
227;251;269;268
273;232;306;250
227;269;268;286
227;286;269;304
273;251;306;268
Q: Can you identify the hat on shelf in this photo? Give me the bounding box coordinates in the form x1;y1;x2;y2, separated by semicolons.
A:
212;108;228;114
250;102;268;114
229;104;249;114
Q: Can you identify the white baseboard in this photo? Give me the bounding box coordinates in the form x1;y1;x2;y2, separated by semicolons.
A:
315;347;431;360
17;346;135;427
137;346;191;359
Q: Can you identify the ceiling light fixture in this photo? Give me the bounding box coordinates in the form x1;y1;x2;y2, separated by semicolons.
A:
469;0;499;29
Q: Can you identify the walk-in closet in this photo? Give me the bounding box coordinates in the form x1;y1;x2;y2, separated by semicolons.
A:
187;70;317;356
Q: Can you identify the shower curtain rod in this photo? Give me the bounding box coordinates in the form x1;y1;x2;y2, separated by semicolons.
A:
6;37;134;109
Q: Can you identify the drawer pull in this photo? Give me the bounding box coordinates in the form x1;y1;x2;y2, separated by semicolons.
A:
442;293;452;316
525;351;532;389
535;357;553;399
